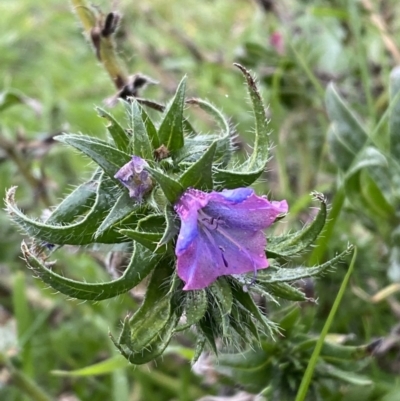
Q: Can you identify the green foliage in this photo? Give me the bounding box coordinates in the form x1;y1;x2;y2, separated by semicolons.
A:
2;0;400;400
6;67;348;371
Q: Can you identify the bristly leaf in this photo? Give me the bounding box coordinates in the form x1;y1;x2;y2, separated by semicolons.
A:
198;314;219;356
145;165;184;204
233;63;270;172
210;278;233;337
267;192;327;257
6;176;125;245
119;229;163;252
124;264;173;352
96;106;130;151
186;98;232;167
158;77;186;154
21;242;163;301
259;282;307;302
125;99;153;159
55;134;131;179
140;104;159;149
259;246;354;283
112;312;180;365
231;282;278;338
95;191;143;239
179;141;216;190
46;173;99;225
157;205;180;248
176;290;208;331
119;214;167;251
213;64;271;189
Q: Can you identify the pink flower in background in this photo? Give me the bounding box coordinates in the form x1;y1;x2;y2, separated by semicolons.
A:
270;31;284;55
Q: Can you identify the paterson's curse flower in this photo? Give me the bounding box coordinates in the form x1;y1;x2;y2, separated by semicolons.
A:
114;156;153;201
174;188;288;290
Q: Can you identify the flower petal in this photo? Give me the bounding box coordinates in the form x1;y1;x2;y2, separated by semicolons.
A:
175;189;208;253
205;192;288;231
174;187;288;290
177;224;269;290
114;156;153;200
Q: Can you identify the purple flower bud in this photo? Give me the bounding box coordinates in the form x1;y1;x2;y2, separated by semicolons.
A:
114;156;153;201
174;188;288;290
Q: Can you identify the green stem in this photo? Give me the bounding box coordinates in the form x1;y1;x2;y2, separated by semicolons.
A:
0;352;54;401
288;42;325;99
295;247;357;401
132;366;204;400
348;1;376;123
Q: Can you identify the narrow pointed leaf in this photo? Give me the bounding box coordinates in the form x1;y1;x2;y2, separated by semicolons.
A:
126;264;174;352
6;177;123;245
345;170;394;224
213;64;271;188
96;107;130;151
55;134;131;178
145;166;183;203
191;338;206;365
136;214;166;232
115;313;179;365
158;77;186;153
141;105;159;149
198;315;218;356
318;363;372;386
176;290;208;331
126;99;153;159
326;83;368;171
234;63;270;171
186;98;232;166
231;283;278;338
21;242;162;300
179;141;216;190
213;170;264;189
119;229;162;252
345;146;388;179
261;282;306;301
158;205;180;247
46;178;98;225
52;355;128;377
230;304;260;342
359;171;395;219
267;192;327;257
210;278;233;318
260;246;353;283
95;191;142;238
210;278;233;336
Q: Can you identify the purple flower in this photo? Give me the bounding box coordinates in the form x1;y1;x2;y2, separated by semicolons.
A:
114;156;153;200
174;188;288;290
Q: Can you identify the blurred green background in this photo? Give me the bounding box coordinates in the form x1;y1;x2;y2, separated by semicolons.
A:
1;0;400;400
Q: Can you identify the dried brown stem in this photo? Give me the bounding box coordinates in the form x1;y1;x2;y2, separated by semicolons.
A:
362;0;400;64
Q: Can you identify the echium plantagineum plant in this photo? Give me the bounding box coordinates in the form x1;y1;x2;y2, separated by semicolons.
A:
6;64;351;364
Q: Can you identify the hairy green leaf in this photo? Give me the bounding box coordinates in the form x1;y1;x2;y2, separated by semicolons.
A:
158;77;186;153
21;242;162;300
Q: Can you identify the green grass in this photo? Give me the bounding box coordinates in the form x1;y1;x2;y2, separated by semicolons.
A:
1;0;400;400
